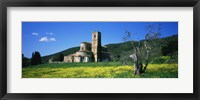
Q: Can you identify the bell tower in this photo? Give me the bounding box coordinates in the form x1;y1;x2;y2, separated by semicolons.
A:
92;31;101;62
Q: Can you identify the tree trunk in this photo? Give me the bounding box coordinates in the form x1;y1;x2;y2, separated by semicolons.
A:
143;50;150;73
134;62;143;75
134;63;138;75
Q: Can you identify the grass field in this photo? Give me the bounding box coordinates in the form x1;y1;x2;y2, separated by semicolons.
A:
22;62;178;78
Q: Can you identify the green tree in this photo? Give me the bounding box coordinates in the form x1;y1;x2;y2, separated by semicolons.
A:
31;51;42;66
22;54;30;67
161;40;178;58
59;54;64;62
52;56;59;61
35;51;42;64
31;52;35;66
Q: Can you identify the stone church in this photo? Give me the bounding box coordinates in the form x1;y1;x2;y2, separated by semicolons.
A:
63;31;110;63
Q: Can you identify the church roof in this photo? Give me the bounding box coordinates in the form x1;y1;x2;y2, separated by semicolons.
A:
81;42;91;44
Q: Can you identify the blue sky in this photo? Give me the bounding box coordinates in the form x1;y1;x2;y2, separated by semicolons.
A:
22;22;178;58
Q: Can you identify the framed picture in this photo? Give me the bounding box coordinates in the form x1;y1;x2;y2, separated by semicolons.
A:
0;0;199;100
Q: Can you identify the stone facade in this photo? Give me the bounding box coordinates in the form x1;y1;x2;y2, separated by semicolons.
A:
62;31;110;63
92;31;101;62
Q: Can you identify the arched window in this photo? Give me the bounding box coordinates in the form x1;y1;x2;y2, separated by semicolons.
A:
94;34;96;38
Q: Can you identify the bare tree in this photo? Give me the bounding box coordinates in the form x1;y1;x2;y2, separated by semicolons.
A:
123;24;161;75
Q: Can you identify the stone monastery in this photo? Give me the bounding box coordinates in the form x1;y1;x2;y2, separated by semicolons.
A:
63;31;110;63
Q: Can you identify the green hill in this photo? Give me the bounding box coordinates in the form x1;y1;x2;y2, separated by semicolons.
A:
105;34;178;62
41;35;178;63
42;47;80;63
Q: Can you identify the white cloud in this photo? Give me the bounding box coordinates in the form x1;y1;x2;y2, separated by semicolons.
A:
32;32;38;36
39;37;56;42
39;37;48;42
49;38;56;41
46;32;54;35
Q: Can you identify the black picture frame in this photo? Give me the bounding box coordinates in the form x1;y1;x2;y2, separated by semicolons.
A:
0;0;199;100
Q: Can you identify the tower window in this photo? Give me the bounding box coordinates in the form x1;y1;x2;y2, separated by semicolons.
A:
94;34;96;38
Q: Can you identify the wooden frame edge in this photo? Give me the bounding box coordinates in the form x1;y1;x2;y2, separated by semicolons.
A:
0;0;199;100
